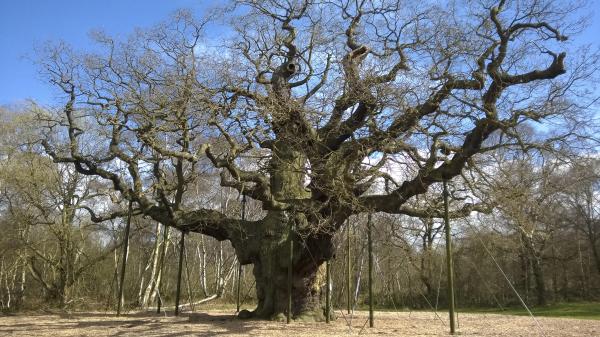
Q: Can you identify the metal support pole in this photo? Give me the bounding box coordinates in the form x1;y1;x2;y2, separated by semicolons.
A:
368;212;374;328
287;220;294;324
347;218;351;314
443;180;456;334
175;231;186;316
117;200;133;316
325;260;331;323
157;224;169;314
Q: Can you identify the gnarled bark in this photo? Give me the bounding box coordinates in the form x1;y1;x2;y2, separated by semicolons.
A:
234;211;331;321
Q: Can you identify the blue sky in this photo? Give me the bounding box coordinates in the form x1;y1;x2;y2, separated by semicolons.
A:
0;0;206;105
0;0;599;106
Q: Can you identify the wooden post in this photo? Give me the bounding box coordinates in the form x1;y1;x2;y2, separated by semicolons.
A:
287;219;294;324
157;224;169;314
117;200;133;316
325;260;331;323
175;231;186;316
368;212;374;328
347;218;351;314
443;180;456;334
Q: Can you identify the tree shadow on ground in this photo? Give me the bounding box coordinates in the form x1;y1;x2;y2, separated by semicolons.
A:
0;311;260;336
172;312;259;336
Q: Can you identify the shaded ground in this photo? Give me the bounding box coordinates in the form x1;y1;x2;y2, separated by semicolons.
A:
1;309;599;336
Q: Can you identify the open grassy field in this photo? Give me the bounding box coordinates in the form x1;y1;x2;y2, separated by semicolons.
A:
462;302;600;320
1;309;599;336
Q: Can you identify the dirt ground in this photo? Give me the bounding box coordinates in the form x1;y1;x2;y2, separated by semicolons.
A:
1;309;598;336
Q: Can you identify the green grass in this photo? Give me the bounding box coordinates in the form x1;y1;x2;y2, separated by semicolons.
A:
461;302;600;320
353;301;600;320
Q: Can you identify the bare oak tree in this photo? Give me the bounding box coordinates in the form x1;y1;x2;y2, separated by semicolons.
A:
39;0;596;319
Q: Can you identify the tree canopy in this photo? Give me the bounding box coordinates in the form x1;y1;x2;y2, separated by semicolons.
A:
35;0;599;319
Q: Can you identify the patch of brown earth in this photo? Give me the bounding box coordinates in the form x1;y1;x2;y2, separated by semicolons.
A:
0;310;598;336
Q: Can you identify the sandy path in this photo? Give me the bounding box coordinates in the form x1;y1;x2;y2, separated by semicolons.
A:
1;310;598;336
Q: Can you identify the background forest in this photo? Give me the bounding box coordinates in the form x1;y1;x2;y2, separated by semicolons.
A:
1;105;598;313
1;0;600;320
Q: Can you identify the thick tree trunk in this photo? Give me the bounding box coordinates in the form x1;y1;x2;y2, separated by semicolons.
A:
234;211;332;321
231;141;333;321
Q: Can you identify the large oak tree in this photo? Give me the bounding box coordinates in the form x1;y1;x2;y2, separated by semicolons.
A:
38;0;596;320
